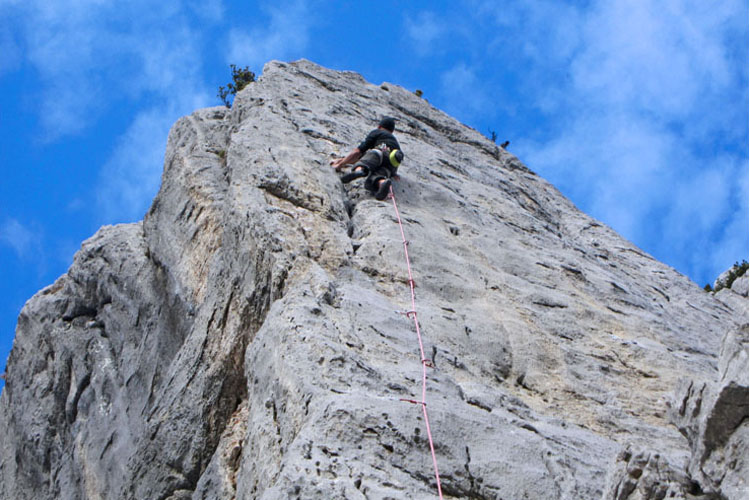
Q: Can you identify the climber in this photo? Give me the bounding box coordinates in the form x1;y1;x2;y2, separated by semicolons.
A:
330;116;404;201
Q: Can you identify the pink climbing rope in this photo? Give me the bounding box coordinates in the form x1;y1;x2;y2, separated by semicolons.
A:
389;185;444;499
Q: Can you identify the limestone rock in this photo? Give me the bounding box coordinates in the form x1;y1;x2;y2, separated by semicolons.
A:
603;448;694;500
713;264;749;294
669;273;748;500
0;60;746;499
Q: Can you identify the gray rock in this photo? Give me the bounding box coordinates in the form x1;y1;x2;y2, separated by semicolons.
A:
602;448;694;500
605;269;748;500
730;273;748;297
0;59;746;500
668;275;748;500
713;265;748;294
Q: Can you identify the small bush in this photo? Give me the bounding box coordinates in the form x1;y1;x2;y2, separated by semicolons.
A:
722;260;749;290
705;259;749;292
218;64;256;108
414;89;424;98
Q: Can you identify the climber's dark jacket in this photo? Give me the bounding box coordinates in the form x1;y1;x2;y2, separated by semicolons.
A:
357;128;400;153
354;129;403;193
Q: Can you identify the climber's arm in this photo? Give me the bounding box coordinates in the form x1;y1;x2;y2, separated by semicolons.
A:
330;148;363;171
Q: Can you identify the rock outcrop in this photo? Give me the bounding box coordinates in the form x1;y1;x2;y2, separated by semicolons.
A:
604;271;748;500
669;275;748;499
0;60;746;499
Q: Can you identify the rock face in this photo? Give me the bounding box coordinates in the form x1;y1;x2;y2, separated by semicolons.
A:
0;60;746;500
668;277;748;499
603;272;748;500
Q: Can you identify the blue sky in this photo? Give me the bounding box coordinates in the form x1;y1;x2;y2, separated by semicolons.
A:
1;0;747;378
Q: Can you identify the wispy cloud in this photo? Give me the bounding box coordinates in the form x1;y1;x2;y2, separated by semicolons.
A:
5;1;215;140
95;90;207;223
90;24;213;224
0;20;21;76
405;11;447;56
670;156;749;282
94;15;213;223
187;0;224;23
95;35;211;222
570;1;743;121
13;1;105;139
409;0;747;284
439;63;497;123
0;218;37;257
95;109;174;223
501;0;748;283
0;217;52;281
226;0;312;70
4;1;221;223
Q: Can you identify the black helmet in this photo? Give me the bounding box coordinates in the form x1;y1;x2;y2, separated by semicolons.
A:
378;116;396;132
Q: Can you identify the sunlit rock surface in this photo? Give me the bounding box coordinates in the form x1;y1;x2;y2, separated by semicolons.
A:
1;60;746;499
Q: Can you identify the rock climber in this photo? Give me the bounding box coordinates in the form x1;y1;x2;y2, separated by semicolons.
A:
330;116;404;201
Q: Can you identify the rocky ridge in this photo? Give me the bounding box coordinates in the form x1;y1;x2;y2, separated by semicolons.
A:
0;60;746;499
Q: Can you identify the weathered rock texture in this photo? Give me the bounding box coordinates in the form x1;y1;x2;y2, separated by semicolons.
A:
0;60;747;499
604;274;748;500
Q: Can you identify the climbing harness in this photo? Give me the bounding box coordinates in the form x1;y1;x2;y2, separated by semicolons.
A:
389;185;444;499
375;143;404;169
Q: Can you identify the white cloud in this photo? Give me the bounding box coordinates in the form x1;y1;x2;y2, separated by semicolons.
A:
95;87;209;223
570;0;741;120
3;0;220;222
0;218;39;258
9;1;102;138
125;28;209;103
690;157;749;281
0;218;50;278
67;198;85;213
405;11;446;55
6;1;215;140
95;110;170;223
36;80;102;140
521;112;747;286
519;113;678;243
439;63;497;123
477;0;583;64
90;23;213;223
226;0;311;70
188;0;224;23
0;21;21;76
505;0;748;285
667;164;730;236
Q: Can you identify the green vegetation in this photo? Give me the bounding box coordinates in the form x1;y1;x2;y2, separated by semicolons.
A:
218;64;256;108
414;89;424;98
704;260;748;292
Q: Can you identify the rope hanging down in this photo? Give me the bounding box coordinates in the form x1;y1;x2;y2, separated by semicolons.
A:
388;185;444;499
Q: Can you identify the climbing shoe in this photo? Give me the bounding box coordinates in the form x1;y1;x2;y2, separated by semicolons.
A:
341;169;367;184
375;179;392;200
